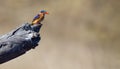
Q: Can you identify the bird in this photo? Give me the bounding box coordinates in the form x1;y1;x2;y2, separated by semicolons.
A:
31;10;48;25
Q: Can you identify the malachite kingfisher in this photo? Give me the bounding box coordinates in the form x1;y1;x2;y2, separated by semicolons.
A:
32;10;48;25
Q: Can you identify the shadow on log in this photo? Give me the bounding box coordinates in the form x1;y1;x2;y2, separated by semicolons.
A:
0;23;42;64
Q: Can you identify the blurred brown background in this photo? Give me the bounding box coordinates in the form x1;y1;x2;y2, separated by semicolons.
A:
0;0;120;69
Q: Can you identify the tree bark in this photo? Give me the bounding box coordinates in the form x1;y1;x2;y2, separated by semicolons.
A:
0;23;42;64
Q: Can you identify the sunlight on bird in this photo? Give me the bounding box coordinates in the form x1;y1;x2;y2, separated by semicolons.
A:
32;10;48;25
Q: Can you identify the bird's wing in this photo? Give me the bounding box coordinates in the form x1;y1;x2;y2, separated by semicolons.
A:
32;14;40;22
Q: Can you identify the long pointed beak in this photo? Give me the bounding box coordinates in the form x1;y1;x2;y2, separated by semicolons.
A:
45;12;49;14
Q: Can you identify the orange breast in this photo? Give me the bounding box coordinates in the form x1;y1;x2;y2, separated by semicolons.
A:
32;13;44;24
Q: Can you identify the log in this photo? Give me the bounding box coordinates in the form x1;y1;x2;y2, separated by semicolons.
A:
0;23;42;64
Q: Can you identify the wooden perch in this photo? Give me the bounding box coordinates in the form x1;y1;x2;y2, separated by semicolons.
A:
0;23;42;64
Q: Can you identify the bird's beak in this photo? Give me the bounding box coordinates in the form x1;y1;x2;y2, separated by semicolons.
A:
45;12;49;14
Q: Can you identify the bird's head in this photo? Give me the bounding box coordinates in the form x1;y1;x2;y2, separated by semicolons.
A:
39;10;49;15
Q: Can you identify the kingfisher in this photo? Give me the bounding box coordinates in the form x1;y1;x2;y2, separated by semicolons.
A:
31;10;48;25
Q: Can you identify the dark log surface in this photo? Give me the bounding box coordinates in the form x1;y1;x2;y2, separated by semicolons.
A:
0;23;42;64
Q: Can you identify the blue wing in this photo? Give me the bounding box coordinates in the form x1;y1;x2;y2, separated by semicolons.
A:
32;14;40;21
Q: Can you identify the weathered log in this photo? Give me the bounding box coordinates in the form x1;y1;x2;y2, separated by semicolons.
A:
0;23;42;64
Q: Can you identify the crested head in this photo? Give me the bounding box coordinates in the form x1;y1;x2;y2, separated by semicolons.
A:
40;10;46;13
40;10;48;14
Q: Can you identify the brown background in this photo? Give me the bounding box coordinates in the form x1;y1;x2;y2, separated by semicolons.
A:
0;0;120;69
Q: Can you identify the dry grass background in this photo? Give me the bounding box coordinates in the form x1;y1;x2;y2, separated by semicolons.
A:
0;0;120;69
